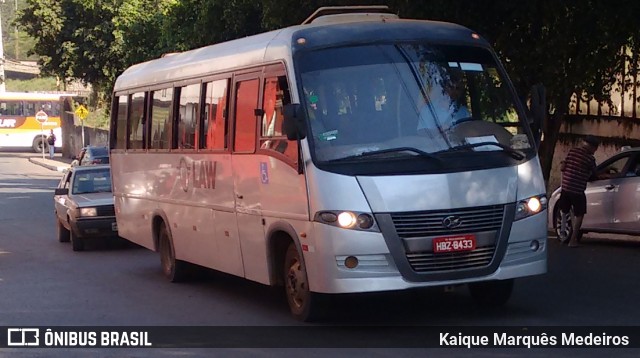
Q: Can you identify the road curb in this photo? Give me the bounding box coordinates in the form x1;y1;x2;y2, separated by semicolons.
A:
28;157;69;172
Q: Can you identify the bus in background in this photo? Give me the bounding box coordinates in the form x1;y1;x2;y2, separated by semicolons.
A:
0;92;73;153
110;6;548;321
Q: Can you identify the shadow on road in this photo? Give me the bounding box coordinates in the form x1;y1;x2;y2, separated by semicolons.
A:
161;233;640;325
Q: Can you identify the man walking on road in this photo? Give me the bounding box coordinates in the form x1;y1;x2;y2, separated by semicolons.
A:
558;135;599;247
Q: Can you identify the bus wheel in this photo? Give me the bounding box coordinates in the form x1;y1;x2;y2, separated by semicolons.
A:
468;279;514;307
158;224;187;282
32;136;47;153
284;243;323;322
57;220;70;243
70;231;84;251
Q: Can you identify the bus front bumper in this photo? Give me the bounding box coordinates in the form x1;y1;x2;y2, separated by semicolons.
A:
303;212;547;294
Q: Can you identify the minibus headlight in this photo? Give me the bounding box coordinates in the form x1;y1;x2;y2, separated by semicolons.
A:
357;214;375;229
314;211;379;231
527;197;542;212
337;212;357;228
319;212;337;223
79;207;98;217
514;195;547;221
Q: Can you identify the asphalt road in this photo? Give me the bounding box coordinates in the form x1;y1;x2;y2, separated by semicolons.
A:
1;150;639;357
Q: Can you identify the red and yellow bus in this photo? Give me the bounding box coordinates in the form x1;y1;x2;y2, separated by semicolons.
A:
0;92;73;152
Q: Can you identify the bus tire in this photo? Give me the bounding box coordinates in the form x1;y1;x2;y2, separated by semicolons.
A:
468;279;514;307
284;242;324;322
70;231;84;251
32;135;48;153
57;219;70;243
158;224;187;282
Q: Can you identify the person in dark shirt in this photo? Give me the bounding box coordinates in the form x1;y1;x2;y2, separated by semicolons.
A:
558;135;599;247
47;129;57;159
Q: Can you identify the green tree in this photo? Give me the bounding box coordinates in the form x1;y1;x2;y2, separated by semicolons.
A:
160;0;263;51
113;0;171;69
15;0;67;80
17;0;170;103
17;0;120;96
17;0;266;74
1;0;36;60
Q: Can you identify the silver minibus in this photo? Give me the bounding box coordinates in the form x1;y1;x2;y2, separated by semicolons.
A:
110;6;547;321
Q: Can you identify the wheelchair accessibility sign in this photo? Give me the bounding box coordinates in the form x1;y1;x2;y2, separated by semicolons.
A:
260;162;269;184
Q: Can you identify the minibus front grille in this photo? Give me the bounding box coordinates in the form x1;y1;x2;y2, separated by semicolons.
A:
390;205;504;238
406;245;495;272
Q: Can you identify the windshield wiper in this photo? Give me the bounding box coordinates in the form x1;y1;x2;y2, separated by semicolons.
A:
435;142;525;160
327;147;443;164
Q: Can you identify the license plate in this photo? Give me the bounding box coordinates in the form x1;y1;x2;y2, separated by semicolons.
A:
112;222;118;232
433;234;476;253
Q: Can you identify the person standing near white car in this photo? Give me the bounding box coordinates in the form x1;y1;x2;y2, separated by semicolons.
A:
558;135;599;247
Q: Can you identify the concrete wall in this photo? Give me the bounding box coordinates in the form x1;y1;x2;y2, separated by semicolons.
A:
61;124;109;159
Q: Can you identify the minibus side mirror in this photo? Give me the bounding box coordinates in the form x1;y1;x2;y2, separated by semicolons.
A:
529;83;546;146
283;104;307;140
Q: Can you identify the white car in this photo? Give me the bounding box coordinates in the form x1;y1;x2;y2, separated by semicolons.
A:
53;164;118;251
548;147;640;241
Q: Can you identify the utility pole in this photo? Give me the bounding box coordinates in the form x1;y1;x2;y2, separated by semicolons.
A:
0;0;6;93
14;0;17;61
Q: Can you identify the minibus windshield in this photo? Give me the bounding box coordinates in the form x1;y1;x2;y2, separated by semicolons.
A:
297;43;534;164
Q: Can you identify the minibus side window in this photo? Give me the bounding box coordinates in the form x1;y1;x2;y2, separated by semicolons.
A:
128;92;146;149
175;83;200;150
150;88;173;150
259;75;298;164
201;79;229;150
233;79;260;153
114;95;128;150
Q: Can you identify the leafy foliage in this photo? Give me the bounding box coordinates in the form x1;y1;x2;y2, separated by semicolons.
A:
160;0;264;51
0;0;36;60
112;0;171;69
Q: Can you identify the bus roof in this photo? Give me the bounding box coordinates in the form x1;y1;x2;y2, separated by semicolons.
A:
114;15;487;93
0;92;77;101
